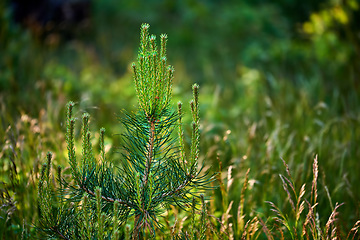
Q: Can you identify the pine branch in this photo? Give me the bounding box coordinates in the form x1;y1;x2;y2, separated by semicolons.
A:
66;101;81;184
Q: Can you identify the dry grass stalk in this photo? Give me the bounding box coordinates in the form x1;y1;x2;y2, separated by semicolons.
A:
258;218;274;240
311;155;319;206
347;220;360;240
324;202;343;240
221;200;234;233
227;166;234;192
241;217;260;240
296;184;306;223
237;168;250;235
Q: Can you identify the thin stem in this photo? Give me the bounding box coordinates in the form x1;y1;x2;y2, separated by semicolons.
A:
133;214;143;240
134;119;156;238
158;178;191;200
143;120;156;187
80;185;134;208
177;102;186;168
50;226;70;240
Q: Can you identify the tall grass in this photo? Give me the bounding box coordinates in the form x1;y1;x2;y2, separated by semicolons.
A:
1;1;359;238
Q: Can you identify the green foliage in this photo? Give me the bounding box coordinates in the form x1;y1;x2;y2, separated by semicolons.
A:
132;23;174;119
36;24;213;239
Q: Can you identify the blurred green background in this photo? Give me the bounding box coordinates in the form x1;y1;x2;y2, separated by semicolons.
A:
1;0;359;238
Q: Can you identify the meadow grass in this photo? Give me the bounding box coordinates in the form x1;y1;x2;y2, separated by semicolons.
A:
1;1;359;238
1;66;359;239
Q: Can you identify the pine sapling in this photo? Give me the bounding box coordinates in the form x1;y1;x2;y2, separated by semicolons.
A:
37;23;213;239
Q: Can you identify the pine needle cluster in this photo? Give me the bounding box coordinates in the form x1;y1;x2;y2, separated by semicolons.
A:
37;23;213;239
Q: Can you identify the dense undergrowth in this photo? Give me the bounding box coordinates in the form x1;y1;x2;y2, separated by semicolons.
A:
1;0;360;239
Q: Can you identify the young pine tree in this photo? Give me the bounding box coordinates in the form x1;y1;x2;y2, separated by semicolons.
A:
37;23;213;239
